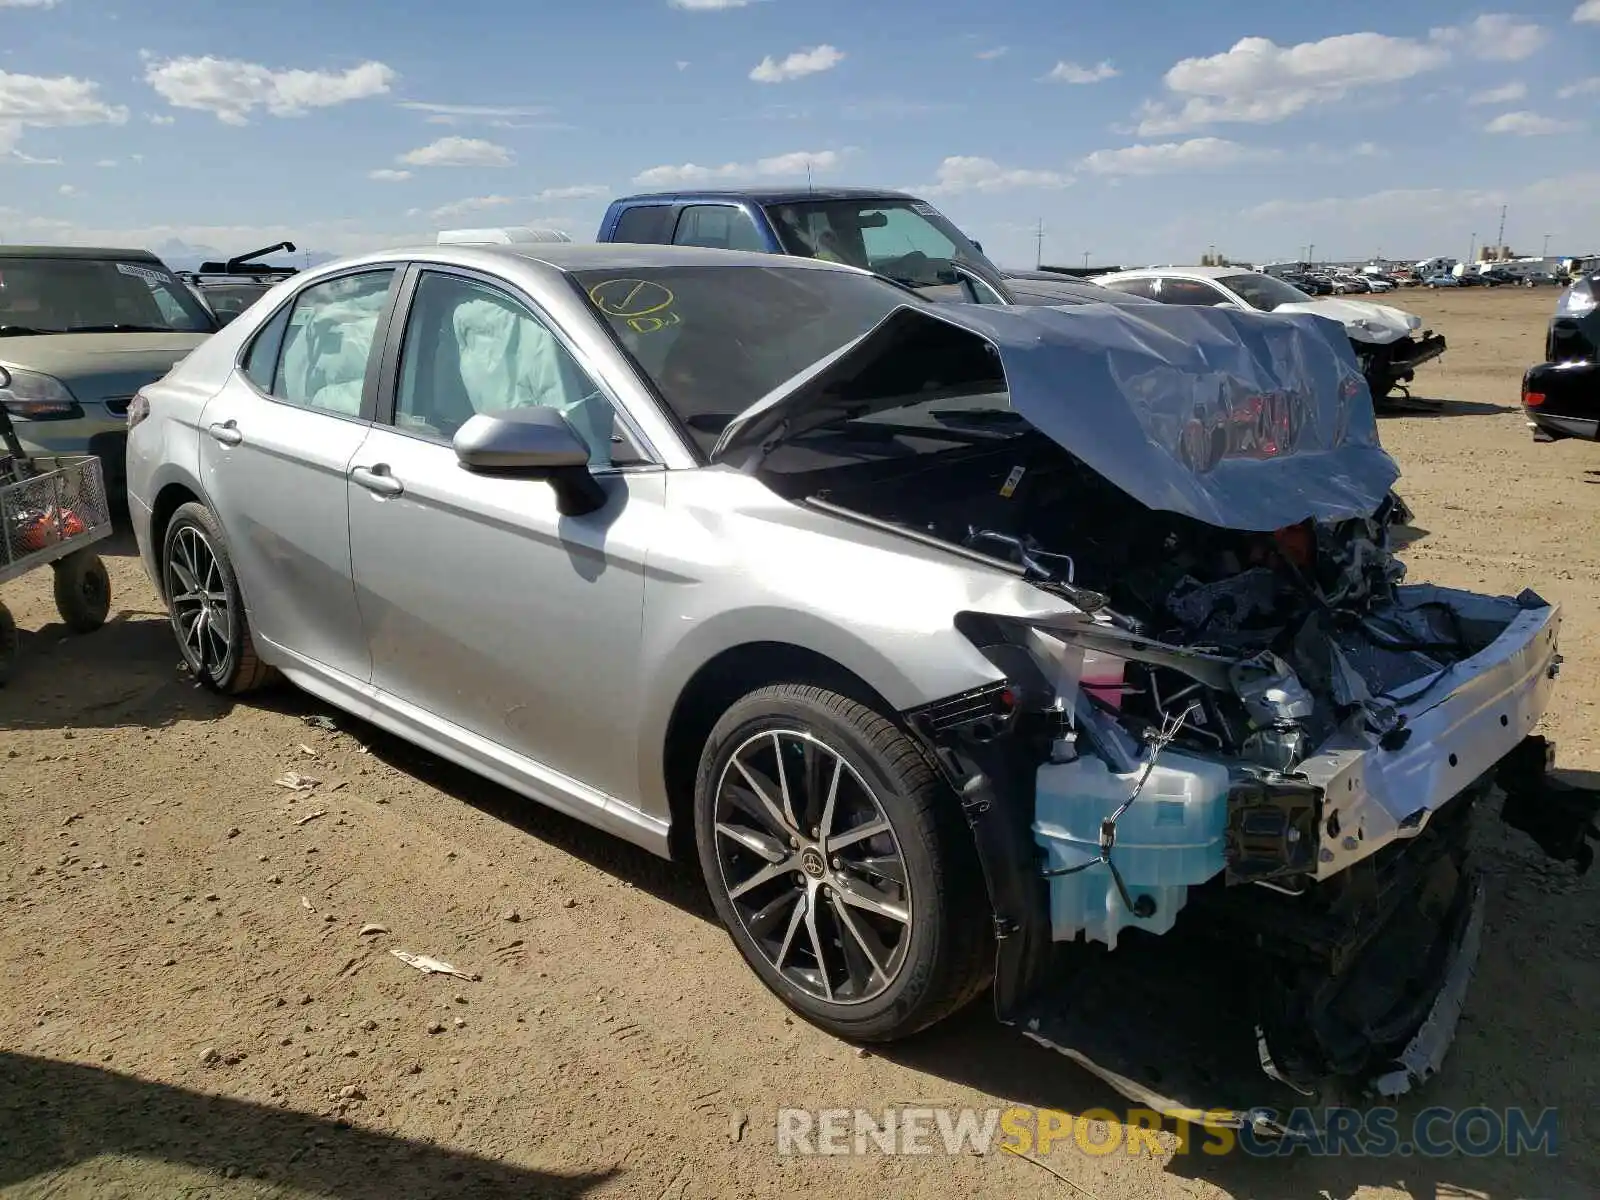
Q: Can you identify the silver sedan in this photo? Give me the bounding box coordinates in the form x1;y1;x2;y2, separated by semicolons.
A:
126;241;1593;1118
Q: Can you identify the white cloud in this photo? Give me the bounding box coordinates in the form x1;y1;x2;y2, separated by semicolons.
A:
95;158;116;167
1136;32;1449;135
976;47;1008;61
397;101;552;127
749;45;844;83
1044;60;1118;84
676;60;691;71
368;168;412;182
143;56;395;125
428;185;610;219
632;148;840;186
1433;13;1548;61
1080;137;1274;176
0;0;61;7
145;112;175;125
1558;76;1600;98
1467;81;1527;105
398;135;513;167
670;0;749;8
58;183;77;196
1578;0;1600;22
0;69;128;155
922;155;1071;194
1484;110;1583;135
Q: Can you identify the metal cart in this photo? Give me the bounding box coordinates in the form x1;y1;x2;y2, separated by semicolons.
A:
0;395;113;684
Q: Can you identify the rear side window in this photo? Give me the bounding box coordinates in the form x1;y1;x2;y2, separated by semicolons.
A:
241;305;290;390
1098;278;1157;300
258;270;395;415
672;205;766;252
1148;277;1228;306
610;205;676;244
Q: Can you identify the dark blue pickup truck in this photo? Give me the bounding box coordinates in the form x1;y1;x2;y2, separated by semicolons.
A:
595;187;1140;308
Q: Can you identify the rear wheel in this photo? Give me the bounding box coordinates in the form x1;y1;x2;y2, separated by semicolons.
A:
162;502;274;694
51;550;110;633
693;684;991;1042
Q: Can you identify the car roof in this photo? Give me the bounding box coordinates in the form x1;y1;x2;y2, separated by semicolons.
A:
616;187;919;205
0;245;165;262
300;240;869;281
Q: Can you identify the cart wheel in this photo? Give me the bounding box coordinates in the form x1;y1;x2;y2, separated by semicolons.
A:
52;550;111;634
0;602;16;686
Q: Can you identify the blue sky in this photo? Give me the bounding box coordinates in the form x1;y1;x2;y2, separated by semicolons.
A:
2;0;1598;268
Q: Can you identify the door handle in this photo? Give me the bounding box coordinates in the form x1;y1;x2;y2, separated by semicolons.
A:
207;420;243;447
351;464;404;497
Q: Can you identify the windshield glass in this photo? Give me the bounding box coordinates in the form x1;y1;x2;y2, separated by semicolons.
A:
0;256;216;333
573;264;912;456
762;199;999;289
1218;272;1313;311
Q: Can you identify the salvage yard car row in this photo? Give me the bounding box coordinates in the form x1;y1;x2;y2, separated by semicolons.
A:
4;211;1600;1139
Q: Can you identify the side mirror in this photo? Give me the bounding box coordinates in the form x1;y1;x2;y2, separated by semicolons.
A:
452;407;605;517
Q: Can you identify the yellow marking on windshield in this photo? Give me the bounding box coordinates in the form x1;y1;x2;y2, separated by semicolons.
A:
589;278;675;318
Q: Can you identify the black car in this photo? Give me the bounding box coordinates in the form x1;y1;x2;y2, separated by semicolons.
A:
1522;272;1600;442
179;241;298;327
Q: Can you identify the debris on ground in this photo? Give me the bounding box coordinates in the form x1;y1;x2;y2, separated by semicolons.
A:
297;744;318;757
275;771;319;791
294;810;327;827
390;950;477;981
301;896;316;913
300;714;339;732
359;923;389;936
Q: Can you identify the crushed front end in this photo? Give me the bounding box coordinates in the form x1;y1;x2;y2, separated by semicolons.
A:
1356;329;1447;404
885;490;1597;1127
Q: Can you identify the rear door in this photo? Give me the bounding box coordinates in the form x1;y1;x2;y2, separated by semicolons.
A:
196;266;401;682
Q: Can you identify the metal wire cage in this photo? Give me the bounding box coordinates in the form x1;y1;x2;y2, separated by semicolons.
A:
0;454;113;584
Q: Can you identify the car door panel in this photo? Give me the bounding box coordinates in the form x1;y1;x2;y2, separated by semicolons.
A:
197;267;401;682
348;431;656;804
346;266;653;806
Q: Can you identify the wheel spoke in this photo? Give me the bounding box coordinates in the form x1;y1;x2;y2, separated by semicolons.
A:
829;890;891;987
733;757;796;838
816;755;843;846
850;854;906;886
802;890;834;1002
827;819;889;853
728;854;798;901
714;821;787;863
748;888;803;941
774;891;807;970
770;732;800;831
833;871;910;924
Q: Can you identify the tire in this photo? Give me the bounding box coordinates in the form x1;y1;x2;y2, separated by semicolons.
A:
693;684;991;1042
161;502;274;694
51;550;110;633
0;602;16;687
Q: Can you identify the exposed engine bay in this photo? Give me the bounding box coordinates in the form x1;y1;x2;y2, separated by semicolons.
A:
768;429;1599;1122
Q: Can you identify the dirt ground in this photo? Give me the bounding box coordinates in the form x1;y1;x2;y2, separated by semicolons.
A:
2;285;1596;1199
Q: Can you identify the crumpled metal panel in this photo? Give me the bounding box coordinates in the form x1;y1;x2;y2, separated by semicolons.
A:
720;301;1401;532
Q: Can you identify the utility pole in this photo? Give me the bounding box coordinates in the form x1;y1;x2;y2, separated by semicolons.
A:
1034;218;1044;269
1543;232;1552;257
1309;243;1316;264
1495;204;1507;253
1082;250;1090;270
1468;232;1476;263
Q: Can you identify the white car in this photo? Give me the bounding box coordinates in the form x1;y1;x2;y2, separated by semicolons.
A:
1092;266;1445;403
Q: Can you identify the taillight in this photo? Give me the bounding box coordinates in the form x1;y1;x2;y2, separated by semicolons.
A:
127;392;151;428
1523;391;1546;408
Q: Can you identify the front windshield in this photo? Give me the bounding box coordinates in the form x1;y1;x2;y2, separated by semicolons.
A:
573;264;911;457
1219;273;1313;311
0;256;216;334
762;199;1000;290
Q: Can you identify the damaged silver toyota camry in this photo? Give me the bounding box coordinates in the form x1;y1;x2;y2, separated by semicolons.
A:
126;244;1598;1131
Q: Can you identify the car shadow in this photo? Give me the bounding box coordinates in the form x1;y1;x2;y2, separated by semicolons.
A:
1379;397;1513;418
0;1050;615;1198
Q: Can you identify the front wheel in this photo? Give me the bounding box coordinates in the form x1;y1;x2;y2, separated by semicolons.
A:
51;550;110;633
693;684;991;1042
161;502;274;694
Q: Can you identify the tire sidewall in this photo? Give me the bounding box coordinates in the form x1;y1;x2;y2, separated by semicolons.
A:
162;504;246;690
693;689;952;1038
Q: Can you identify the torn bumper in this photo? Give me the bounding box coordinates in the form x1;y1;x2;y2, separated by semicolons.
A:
1359;331;1447;396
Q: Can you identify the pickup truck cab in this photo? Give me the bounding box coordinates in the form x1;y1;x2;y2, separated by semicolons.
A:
596;187;1019;304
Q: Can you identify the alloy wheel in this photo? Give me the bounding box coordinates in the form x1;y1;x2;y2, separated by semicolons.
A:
712;729;912;1005
166;524;233;674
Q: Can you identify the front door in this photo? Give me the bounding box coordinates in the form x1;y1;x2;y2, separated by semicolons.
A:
197;266;399;682
346;266;657;803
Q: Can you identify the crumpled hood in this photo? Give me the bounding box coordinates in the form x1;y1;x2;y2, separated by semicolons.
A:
0;332;208;401
1272;298;1423;346
715;300;1401;532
